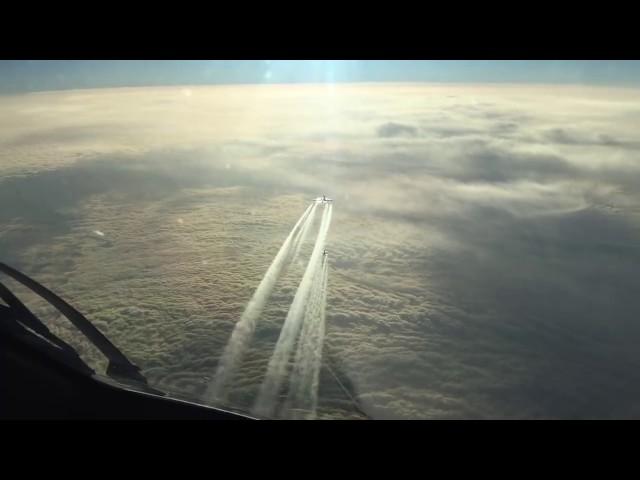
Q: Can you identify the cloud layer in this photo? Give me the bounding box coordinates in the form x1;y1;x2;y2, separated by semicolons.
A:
2;84;640;418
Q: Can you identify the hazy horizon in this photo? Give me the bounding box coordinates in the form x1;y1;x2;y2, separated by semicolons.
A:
2;60;640;95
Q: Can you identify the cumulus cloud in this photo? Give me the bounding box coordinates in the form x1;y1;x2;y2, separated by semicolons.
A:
2;84;640;418
542;127;640;150
376;122;418;138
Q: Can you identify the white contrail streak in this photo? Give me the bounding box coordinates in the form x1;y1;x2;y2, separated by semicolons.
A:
286;258;324;408
307;259;328;416
290;202;318;264
285;258;329;419
253;204;333;417
204;203;313;403
289;204;314;255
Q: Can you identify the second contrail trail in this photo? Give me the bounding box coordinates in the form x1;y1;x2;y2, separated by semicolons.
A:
253;203;333;417
285;257;329;419
290;202;318;264
204;203;314;403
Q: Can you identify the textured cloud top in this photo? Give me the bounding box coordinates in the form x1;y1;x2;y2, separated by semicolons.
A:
2;84;640;418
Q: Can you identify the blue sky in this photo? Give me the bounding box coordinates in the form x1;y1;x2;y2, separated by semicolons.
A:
1;61;640;93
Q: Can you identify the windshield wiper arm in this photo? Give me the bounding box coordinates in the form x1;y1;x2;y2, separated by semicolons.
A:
0;262;150;388
0;279;79;354
0;279;95;376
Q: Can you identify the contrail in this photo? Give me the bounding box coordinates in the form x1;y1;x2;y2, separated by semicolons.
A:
204;203;313;403
285;258;325;413
253;203;333;417
307;260;328;417
291;203;318;263
285;258;329;419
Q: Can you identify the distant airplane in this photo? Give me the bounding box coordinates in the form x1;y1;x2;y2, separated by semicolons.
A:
315;195;333;203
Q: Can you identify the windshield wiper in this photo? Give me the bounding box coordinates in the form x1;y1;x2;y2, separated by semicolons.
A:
0;262;158;392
